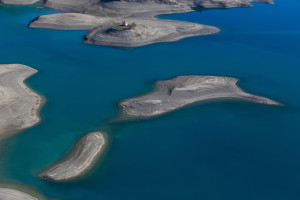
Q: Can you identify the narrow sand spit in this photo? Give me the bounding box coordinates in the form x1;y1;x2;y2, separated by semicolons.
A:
120;76;282;117
40;132;106;182
0;64;42;138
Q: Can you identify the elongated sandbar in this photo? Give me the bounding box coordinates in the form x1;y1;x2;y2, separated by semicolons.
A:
40;131;106;181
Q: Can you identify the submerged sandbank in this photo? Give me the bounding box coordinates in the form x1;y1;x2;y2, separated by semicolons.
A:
120;76;281;118
40;131;106;182
0;64;42;138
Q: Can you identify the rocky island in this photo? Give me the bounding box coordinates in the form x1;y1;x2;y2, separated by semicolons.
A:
0;187;39;200
120;76;281;117
30;11;219;47
40;131;106;182
0;64;42;138
85;19;219;47
28;0;274;47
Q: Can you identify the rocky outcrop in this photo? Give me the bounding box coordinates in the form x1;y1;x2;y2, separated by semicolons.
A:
40;132;106;181
86;18;219;47
120;76;281;117
0;64;42;138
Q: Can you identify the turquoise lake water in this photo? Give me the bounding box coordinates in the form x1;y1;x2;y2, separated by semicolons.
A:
0;0;300;199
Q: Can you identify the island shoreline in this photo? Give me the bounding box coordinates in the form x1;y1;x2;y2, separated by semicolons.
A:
0;64;44;140
119;76;282;118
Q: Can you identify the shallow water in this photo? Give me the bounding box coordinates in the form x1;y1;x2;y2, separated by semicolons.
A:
0;0;300;199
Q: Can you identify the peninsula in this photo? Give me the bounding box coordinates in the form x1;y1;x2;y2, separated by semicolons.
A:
0;187;39;200
28;0;274;47
0;64;42;138
40;131;106;182
120;76;281;117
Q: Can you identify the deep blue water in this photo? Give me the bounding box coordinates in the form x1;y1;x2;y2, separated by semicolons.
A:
0;0;300;199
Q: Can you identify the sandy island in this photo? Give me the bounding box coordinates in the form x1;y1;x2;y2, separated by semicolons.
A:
0;187;39;200
0;64;42;138
28;0;274;47
120;76;281;117
40;131;106;182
